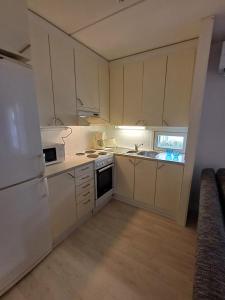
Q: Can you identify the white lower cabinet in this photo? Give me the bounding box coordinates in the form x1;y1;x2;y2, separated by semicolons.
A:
155;163;184;219
134;159;157;207
47;170;77;242
115;155;184;220
47;163;95;244
115;156;135;200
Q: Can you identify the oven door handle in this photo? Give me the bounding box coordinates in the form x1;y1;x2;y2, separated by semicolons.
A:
97;164;114;173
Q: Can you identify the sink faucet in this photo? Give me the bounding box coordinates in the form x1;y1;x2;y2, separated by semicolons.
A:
134;143;143;152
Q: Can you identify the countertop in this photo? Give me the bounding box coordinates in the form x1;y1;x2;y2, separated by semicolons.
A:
44;155;96;178
109;147;185;165
45;147;185;178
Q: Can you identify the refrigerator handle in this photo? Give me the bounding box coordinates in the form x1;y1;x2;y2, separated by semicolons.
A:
38;177;49;199
36;154;45;177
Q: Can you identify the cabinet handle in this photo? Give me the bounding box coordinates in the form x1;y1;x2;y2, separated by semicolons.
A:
136;120;146;126
129;159;134;165
135;160;142;166
82;184;90;189
81;175;90;180
67;173;75;179
77;98;84;106
81;166;89;171
53;116;64;126
83;192;90;197
157;164;165;170
163;119;169;126
83;199;90;205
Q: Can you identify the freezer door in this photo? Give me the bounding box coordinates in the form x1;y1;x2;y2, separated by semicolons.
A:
0;177;52;295
0;57;44;189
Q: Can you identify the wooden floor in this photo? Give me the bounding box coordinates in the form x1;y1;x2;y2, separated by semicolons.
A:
3;200;197;300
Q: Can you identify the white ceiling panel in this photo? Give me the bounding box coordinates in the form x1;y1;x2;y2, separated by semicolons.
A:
27;0;225;60
27;0;144;33
73;0;225;59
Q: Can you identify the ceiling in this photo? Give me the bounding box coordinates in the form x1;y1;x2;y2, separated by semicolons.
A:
27;0;225;60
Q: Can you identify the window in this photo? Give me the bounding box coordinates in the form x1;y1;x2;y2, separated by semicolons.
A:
154;131;187;152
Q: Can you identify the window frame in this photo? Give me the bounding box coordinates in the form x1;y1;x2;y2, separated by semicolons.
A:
153;131;187;153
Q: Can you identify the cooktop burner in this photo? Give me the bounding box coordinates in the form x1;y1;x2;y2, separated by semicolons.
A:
85;150;96;154
98;152;107;155
87;154;99;158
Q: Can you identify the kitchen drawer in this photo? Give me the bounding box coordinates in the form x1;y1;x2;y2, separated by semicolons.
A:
77;197;92;219
75;163;93;178
77;190;94;204
76;179;94;196
75;171;94;186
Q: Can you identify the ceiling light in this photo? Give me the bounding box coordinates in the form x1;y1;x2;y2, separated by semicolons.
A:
115;126;145;130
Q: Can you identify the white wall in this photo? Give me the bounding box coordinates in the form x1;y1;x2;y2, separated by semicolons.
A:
190;41;225;210
41;126;106;158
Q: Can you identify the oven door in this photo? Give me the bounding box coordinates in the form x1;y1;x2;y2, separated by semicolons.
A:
96;164;113;199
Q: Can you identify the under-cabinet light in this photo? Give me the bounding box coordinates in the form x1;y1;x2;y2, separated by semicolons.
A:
115;126;146;130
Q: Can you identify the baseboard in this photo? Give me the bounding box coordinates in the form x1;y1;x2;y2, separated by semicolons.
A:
113;193;176;221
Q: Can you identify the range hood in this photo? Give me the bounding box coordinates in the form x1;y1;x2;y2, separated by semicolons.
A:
78;110;109;125
0;48;29;63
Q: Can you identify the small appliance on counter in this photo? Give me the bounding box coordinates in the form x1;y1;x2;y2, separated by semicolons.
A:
93;132;117;150
93;132;106;150
42;143;65;165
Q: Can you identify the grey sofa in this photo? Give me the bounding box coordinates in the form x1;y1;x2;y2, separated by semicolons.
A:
193;169;225;300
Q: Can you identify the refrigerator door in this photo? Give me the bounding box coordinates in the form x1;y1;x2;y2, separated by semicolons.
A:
0;57;44;190
0;177;52;295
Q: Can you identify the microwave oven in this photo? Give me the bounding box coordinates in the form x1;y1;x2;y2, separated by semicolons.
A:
42;143;65;165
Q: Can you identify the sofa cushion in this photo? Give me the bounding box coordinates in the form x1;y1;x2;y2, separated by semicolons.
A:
216;168;225;217
193;168;225;300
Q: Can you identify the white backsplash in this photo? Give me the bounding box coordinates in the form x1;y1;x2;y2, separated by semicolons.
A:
106;127;153;150
41;126;106;158
41;125;188;159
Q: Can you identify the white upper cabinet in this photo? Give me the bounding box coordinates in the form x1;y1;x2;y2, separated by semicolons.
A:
123;61;143;125
142;55;167;126
49;31;77;125
98;60;109;122
163;48;195;127
29;14;55;126
75;45;100;113
0;0;29;56
109;62;124;125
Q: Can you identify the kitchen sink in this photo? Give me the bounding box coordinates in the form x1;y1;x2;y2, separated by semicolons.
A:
137;151;159;158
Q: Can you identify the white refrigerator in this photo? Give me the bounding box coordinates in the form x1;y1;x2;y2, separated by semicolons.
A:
0;55;52;295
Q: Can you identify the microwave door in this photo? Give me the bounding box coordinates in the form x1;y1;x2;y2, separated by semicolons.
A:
43;148;57;164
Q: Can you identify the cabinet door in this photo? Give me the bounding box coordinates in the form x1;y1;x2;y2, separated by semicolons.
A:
29;14;54;126
48;170;76;242
124;61;143;125
115;156;134;200
142;55;167;126
163;48;195;126
109;62;124;125
75;45;99;112
155;163;183;219
49;32;77;125
99;60;109;121
134;159;157;207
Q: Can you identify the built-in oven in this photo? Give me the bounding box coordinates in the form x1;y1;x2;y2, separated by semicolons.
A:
95;156;114;210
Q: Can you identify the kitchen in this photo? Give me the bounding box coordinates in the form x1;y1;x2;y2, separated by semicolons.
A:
1;1;225;299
